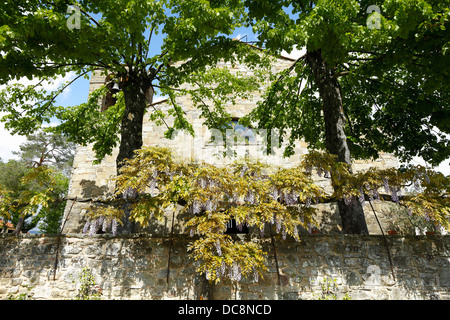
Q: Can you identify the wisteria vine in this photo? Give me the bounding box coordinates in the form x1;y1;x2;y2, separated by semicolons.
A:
83;147;449;283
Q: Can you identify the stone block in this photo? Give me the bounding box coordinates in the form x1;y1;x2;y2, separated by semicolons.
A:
438;269;450;287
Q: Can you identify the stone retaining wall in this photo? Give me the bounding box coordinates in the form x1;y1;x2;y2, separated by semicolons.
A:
1;234;449;300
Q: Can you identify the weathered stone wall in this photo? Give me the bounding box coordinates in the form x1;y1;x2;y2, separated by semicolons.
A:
1;234;449;300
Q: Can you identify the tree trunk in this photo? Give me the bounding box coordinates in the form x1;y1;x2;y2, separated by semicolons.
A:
306;49;369;235
116;75;150;172
14;216;24;234
116;73;152;234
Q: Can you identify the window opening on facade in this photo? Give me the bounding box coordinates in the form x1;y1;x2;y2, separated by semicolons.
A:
227;119;256;143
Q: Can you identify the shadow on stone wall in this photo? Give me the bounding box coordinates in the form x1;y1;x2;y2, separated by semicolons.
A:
79;179;109;199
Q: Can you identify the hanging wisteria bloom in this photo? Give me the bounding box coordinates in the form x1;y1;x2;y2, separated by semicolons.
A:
206;199;213;212
82;221;90;234
271;187;279;201
148;179;157;196
344;195;354;207
209;179;218;189
276;216;282;233
358;187;365;206
229;191;239;204
390;187;399;204
293;226;299;241
83;217;118;236
383;178;390;194
269;214;275;225
192;200;201;214
111;219;118;236
372;188;380;201
232;262;241;281
284;191;293;206
89;219;98;236
240;164;248;178
253;267;259;283
123;187;136;200
285;190;298;206
215;240;222;256
198;178;207;189
292;190;299;204
413;178;421;192
234;265;242;281
245;190;255;204
305;197;311;208
220;260;226;276
102;218;111;232
368;192;374;204
317;167;323;177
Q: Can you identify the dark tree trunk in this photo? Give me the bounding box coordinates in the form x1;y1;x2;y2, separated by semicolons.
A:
13;216;24;234
306;49;369;235
115;71;152;234
116;74;150;172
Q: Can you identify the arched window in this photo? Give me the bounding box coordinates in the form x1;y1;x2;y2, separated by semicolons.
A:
227;118;256;143
101;76;153;112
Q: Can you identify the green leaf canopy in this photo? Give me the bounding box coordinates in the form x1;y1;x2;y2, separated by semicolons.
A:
242;0;449;166
0;0;260;166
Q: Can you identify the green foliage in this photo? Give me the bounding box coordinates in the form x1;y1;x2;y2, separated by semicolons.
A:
0;159;41;232
313;277;352;300
70;266;102;300
53;86;124;164
0;185;13;223
242;0;449;166
7;285;34;300
1;1;448;168
13;130;76;175
0;131;74;234
0;0;265;165
84;146;449;283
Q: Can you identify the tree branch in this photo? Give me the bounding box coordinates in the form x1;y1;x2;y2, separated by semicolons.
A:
77;6;102;28
22;70;90;116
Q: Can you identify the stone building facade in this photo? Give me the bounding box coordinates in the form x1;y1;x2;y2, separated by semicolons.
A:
62;54;399;235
